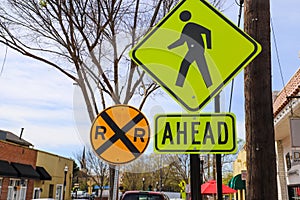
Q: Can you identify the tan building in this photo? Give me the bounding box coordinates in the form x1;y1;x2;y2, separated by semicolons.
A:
231;146;246;200
233;147;246;176
34;151;73;200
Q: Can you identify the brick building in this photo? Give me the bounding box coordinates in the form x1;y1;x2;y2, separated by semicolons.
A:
0;129;73;200
0;130;38;200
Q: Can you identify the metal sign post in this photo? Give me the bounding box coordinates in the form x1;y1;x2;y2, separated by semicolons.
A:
190;154;201;200
112;168;119;200
215;94;223;200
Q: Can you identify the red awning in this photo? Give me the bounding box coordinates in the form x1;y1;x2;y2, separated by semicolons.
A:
201;180;237;194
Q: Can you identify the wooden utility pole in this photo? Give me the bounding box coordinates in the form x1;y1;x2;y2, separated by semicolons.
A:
244;0;278;199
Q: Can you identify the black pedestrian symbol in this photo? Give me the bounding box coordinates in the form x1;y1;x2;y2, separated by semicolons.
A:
168;10;213;88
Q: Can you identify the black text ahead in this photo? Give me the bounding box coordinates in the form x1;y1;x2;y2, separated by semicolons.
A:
154;113;237;154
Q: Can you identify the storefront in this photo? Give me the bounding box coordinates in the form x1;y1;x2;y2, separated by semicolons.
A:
273;68;300;200
0;159;45;200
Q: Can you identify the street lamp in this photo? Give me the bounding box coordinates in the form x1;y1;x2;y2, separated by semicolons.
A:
142;178;145;191
63;165;68;200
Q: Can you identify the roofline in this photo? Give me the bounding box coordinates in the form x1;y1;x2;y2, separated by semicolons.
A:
36;149;74;162
273;67;300;116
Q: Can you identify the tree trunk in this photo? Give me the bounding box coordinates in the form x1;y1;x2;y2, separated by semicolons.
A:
244;0;278;199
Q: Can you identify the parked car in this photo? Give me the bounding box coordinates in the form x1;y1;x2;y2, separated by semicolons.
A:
120;191;170;200
71;191;95;199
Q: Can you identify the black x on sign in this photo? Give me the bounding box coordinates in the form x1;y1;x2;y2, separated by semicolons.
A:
90;105;150;165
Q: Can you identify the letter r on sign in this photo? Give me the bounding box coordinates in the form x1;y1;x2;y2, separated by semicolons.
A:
134;128;145;142
95;126;106;140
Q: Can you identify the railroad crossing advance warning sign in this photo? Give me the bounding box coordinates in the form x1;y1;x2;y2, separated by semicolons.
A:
154;113;237;154
130;0;261;112
90;105;150;165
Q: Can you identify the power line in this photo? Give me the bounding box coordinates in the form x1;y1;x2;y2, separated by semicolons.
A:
270;17;287;91
271;17;299;117
228;0;244;112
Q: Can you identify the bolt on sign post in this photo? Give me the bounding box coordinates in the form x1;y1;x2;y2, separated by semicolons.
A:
90;105;150;165
129;0;261;112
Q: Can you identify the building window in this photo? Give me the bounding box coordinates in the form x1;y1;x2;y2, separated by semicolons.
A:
7;179;27;200
33;188;41;199
20;179;27;200
7;179;18;200
49;184;54;198
0;178;2;196
288;185;300;199
55;184;63;200
286;152;292;170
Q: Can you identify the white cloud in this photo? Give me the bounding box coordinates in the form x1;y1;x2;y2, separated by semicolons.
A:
0;48;82;157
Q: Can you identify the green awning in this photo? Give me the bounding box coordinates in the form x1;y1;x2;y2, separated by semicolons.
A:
229;174;246;190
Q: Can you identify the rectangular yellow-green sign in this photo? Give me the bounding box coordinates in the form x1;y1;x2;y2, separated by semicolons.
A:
155;113;237;154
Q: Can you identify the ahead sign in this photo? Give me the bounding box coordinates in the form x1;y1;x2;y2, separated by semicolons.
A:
154;113;237;154
130;0;261;111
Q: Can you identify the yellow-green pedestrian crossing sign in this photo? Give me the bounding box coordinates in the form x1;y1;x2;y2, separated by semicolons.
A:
130;0;261;112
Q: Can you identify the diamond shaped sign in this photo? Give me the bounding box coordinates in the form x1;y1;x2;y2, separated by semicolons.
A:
130;0;261;111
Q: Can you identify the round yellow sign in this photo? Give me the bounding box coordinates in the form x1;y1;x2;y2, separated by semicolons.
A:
90;105;150;165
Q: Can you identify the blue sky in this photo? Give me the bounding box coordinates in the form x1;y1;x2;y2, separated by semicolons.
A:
0;0;300;159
